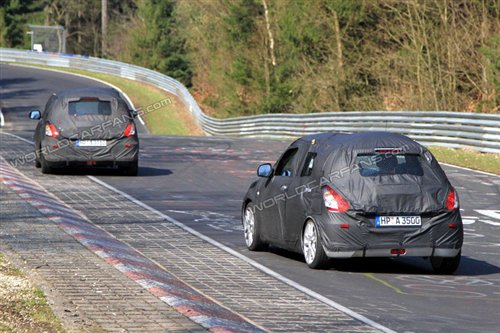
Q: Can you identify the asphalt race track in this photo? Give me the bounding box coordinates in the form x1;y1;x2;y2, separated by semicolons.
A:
1;63;499;332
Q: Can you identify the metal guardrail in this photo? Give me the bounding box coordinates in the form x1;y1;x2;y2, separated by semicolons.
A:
1;48;499;154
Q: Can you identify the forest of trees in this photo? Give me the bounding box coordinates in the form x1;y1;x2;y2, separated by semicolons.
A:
1;0;498;117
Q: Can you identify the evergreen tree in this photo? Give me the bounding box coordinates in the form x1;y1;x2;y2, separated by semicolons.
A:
0;0;47;48
132;0;192;86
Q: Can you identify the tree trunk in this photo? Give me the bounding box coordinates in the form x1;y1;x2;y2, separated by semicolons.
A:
101;0;108;57
332;9;344;111
262;0;276;67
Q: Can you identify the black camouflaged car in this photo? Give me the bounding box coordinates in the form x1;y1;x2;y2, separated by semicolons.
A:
242;132;463;274
29;87;139;175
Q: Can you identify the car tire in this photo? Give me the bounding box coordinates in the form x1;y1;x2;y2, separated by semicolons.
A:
35;145;41;168
243;203;267;251
40;154;52;174
122;161;138;176
431;250;461;275
302;219;328;269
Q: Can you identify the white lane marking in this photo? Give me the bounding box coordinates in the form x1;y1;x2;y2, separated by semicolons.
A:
1;131;34;144
7;64;147;128
167;209;241;233
480;220;500;226
462;215;478;225
441;162;500;178
475;210;500;221
87;175;396;333
0;107;4;127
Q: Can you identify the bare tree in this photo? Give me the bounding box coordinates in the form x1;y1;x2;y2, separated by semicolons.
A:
101;0;107;56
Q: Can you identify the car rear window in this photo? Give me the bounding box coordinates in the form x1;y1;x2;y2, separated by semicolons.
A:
356;154;423;176
68;100;112;116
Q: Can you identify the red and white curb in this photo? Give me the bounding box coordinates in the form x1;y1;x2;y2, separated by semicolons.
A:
0;158;265;333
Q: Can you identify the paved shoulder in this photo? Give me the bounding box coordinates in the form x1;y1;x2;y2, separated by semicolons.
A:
0;167;205;332
0;133;381;332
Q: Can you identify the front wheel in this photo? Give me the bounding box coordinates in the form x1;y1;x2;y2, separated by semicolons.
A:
243;203;266;251
431;251;461;274
302;220;328;269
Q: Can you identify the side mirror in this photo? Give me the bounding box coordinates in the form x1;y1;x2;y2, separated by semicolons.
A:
130;109;138;118
257;163;273;177
29;110;41;120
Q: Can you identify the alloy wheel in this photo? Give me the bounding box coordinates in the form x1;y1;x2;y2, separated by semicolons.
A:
303;221;317;264
243;206;255;247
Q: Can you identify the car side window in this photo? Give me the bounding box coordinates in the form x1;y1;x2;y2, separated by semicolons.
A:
275;148;298;177
301;152;317;177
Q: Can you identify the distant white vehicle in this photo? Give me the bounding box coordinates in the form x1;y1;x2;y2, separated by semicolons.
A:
32;43;43;52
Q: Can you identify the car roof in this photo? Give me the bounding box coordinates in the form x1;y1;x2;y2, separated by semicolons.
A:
296;131;423;153
55;87;120;99
288;132;429;180
45;86;131;127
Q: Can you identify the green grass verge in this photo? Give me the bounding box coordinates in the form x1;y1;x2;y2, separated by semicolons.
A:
14;64;203;136
429;146;499;174
0;253;64;333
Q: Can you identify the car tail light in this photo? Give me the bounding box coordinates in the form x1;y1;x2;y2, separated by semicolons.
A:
45;122;59;137
391;248;406;255
123;122;136;137
322;185;350;213
445;187;459;210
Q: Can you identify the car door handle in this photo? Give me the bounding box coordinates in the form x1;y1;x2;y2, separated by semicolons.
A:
280;185;288;191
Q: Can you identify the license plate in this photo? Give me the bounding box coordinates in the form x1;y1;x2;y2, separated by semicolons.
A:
76;140;107;147
375;216;421;227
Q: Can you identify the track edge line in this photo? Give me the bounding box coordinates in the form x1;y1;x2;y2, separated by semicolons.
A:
87;174;396;333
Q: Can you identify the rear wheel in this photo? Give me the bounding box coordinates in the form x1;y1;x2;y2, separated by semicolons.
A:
302;220;328;269
431;251;461;274
35;145;41;168
40;154;52;174
122;161;138;176
243;203;266;251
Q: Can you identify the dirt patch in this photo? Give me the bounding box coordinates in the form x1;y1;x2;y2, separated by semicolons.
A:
0;254;64;333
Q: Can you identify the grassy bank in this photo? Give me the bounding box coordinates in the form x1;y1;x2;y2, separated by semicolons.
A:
429;147;499;175
16;64;203;136
0;253;63;333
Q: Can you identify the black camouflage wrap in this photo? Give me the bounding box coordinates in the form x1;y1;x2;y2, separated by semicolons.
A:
36;87;138;165
244;132;463;258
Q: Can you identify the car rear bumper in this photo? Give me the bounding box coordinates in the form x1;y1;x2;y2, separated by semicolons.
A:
324;247;460;258
41;137;138;165
316;209;463;258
